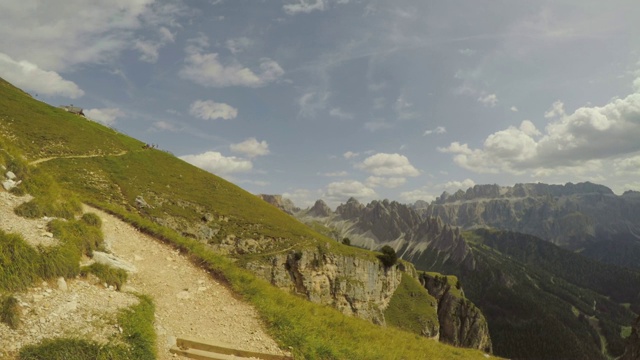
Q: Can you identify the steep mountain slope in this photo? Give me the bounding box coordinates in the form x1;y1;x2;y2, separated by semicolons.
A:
421;183;640;257
299;197;640;359
622;316;640;360
0;77;495;359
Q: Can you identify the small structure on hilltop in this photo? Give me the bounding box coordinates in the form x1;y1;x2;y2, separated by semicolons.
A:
59;104;85;116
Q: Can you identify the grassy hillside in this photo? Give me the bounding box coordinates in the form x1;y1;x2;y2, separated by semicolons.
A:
0;77;496;359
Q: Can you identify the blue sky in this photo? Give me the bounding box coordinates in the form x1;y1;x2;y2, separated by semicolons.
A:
2;0;640;208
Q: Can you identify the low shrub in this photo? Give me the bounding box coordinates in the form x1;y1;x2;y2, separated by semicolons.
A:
378;245;398;267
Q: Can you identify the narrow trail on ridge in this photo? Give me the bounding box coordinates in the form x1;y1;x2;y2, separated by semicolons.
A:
84;205;286;360
29;150;129;165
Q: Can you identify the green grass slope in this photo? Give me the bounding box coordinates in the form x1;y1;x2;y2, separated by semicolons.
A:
0;77;496;359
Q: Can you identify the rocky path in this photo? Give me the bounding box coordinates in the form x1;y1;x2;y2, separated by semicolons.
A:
85;205;285;359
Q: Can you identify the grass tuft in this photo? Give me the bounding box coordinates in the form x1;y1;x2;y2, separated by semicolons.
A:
1;295;21;329
80;263;128;290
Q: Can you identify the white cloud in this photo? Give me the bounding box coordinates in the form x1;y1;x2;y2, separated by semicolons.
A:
85;108;124;126
440;85;640;176
365;176;406;188
230;138;270;158
0;1;186;71
356;153;420;177
319;171;348;177
399;189;437;203
298;91;329;118
282;188;322;208
510;106;519;112
443;178;476;192
0;53;84;98
226;37;253;54
180;36;283;88
329;107;354;120
423;126;447;135
477;93;498;107
180;151;252;174
189;100;238;120
134;26;176;63
324;180;377;202
400;178;476;204
343;151;359;159
613;154;640;175
283;0;325;15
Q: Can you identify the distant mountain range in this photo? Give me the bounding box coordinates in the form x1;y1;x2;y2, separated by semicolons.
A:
259;183;640;359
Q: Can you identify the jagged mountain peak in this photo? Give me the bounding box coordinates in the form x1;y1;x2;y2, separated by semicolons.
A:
307;199;333;217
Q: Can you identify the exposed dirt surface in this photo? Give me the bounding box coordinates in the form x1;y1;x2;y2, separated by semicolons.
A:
85;205;286;359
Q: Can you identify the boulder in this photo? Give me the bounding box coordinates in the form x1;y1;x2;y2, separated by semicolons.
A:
5;171;16;180
92;251;137;273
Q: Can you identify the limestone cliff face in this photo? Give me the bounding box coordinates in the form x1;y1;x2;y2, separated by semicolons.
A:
247;247;404;325
622;316;640;360
422;182;640;249
256;194;300;215
419;273;492;353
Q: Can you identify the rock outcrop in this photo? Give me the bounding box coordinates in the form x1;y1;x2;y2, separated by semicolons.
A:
419;273;492;353
256;194;300;215
622;316;640;360
247;246;404;324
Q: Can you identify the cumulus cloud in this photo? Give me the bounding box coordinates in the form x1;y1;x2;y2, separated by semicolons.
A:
180;151;252;174
356;153;420;177
365;176;406;188
443;178;476;191
477;93;498;107
189;100;238;120
230;138;270;158
423;126;446;135
343;151;359;159
85;108;124;126
324;180;377;202
0;53;84;98
399;189;437;203
440;87;640;177
180;36;284;88
510;106;519;112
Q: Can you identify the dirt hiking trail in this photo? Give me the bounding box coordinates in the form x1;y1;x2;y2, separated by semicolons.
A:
85;205;286;359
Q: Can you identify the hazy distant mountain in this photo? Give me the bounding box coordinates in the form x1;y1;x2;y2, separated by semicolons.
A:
298;196;640;359
412;182;640;271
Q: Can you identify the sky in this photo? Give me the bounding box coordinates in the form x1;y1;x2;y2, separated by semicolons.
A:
2;0;640;208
